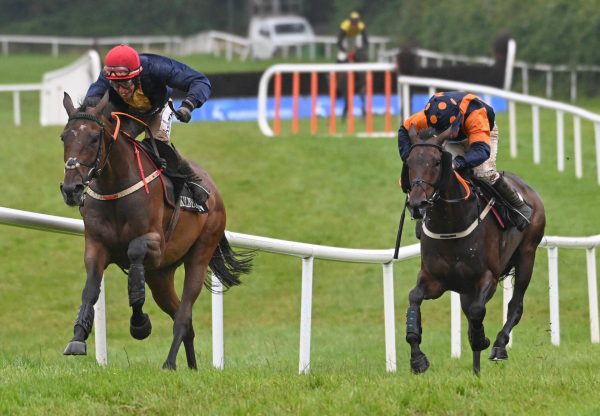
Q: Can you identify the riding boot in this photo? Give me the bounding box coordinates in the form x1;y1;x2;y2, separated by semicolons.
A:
415;219;422;240
171;147;210;212
493;176;532;231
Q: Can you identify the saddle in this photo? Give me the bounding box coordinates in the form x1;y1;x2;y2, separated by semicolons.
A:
137;139;206;213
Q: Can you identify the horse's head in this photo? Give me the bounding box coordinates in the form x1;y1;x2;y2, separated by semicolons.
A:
59;92;110;206
403;125;454;218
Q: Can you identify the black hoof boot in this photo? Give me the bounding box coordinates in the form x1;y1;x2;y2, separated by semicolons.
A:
489;346;509;361
130;313;152;340
63;340;87;355
410;353;430;374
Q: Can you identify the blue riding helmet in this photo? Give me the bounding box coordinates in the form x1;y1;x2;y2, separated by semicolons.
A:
424;94;461;134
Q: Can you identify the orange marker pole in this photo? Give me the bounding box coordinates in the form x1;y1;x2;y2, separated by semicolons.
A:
366;71;373;134
292;72;300;134
310;71;318;135
274;72;282;136
329;72;337;135
384;70;392;133
347;71;355;135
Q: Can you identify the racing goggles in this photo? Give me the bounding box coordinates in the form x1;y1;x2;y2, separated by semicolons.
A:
109;79;135;89
102;65;142;80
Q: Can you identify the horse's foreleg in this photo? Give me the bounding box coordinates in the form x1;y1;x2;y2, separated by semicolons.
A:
127;233;161;340
64;246;107;356
490;253;536;361
406;274;443;374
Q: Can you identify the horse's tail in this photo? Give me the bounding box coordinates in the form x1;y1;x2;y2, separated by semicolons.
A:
207;235;253;292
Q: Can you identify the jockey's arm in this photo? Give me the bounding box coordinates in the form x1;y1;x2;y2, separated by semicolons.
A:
154;55;212;109
453;108;492;170
398;113;428;162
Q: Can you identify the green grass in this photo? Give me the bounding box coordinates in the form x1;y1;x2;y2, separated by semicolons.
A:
1;58;600;414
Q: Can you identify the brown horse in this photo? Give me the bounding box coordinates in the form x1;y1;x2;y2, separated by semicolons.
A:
402;125;545;374
59;92;252;370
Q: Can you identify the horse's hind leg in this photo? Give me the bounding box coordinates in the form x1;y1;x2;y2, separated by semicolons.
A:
127;233;162;340
460;271;496;374
406;273;444;374
490;251;536;361
162;250;208;370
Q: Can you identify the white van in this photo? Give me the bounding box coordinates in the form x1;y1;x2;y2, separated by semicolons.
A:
248;15;315;59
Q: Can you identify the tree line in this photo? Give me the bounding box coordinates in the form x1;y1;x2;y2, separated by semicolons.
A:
2;0;599;65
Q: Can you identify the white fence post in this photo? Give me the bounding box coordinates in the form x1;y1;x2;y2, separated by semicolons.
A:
451;291;461;358
12;91;21;126
94;278;107;366
212;275;224;369
586;248;600;343
382;262;396;372
548;246;561;346
299;256;314;374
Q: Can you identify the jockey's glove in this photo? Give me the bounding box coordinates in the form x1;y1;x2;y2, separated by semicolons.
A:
174;99;194;123
452;156;467;171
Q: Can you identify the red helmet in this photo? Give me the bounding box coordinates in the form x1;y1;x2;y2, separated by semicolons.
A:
103;44;142;80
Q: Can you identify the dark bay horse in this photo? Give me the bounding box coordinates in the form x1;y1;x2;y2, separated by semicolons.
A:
402;125;545;374
59;92;252;369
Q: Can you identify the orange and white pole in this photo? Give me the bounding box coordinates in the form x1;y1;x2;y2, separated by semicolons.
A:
384;71;392;133
347;71;355;135
292;72;300;134
274;72;282;136
366;71;373;134
329;72;337;135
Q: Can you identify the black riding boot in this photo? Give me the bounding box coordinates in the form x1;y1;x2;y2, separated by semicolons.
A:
493;176;532;231
177;159;210;211
168;146;210;211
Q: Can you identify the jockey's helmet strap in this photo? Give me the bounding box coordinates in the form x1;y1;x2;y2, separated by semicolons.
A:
68;113;105;128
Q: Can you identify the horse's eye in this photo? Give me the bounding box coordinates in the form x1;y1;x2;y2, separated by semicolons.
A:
434;159;441;167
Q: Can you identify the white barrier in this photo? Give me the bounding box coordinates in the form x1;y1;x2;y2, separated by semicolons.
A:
1;207;598;373
397;76;600;185
40;50;101;126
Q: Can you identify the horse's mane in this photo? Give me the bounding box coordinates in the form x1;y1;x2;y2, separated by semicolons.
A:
77;96;145;138
418;127;438;141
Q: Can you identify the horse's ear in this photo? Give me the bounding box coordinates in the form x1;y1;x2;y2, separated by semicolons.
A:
408;124;419;145
433;125;457;146
63;92;76;117
93;91;110;116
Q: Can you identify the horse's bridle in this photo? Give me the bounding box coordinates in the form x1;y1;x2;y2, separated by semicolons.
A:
64;113;114;186
407;143;444;205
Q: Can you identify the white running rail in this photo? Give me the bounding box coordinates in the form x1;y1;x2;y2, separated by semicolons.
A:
0;207;598;373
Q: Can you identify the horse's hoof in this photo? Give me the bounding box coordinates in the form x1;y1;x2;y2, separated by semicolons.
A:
63;340;87;355
130;313;152;340
410;353;430;374
162;361;176;371
489;346;509;361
